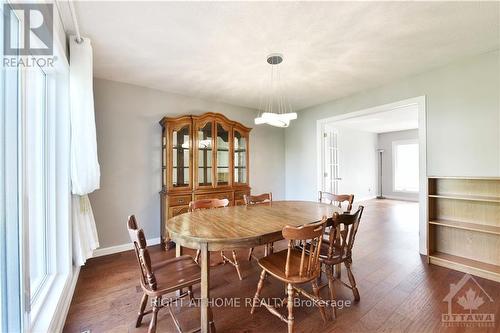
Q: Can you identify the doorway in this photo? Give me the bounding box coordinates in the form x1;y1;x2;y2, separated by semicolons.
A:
317;96;427;254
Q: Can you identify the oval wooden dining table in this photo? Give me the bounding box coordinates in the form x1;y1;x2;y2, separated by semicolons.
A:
167;200;341;333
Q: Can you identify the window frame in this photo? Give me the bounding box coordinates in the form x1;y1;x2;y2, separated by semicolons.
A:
24;57;72;333
392;139;419;193
22;63;63;323
25;64;51;304
1;2;72;331
1;1;23;331
12;6;71;331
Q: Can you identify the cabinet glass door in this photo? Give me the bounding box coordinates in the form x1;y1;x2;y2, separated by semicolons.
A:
234;129;247;184
171;125;190;188
197;122;213;187
216;123;230;186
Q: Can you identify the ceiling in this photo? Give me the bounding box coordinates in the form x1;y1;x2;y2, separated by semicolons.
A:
327;105;419;134
64;1;499;110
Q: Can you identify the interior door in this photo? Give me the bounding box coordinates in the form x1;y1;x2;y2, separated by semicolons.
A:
322;129;340;194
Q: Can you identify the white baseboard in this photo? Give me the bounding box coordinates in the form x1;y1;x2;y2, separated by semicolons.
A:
47;266;81;333
381;195;419;202
92;237;161;258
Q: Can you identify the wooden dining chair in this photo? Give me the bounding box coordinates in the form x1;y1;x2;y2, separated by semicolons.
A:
250;217;329;333
321;206;364;319
127;215;207;333
318;191;354;212
318;191;355;278
244;192;273;261
189;198;244;280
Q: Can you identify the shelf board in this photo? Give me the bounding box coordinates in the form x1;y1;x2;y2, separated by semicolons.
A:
428;194;500;203
429;219;500;235
429;252;500;282
428;176;500;180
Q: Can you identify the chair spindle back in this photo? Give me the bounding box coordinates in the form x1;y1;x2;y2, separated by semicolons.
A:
327;206;364;260
244;192;272;205
127;215;157;291
282;217;327;278
318;191;354;212
188;198;230;212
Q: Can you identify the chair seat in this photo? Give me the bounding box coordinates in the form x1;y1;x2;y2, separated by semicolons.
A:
258;249;320;284
143;255;201;295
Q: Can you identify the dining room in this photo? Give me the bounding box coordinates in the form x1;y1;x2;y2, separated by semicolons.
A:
1;1;499;333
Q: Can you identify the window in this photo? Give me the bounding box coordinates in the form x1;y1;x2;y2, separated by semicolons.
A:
24;56;72;331
26;65;49;302
1;3;72;331
393;140;419;193
1;2;23;331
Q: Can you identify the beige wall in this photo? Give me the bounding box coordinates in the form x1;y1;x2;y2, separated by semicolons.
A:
285;50;500;200
91;79;285;248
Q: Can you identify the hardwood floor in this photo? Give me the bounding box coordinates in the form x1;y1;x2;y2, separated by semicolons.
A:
63;200;500;333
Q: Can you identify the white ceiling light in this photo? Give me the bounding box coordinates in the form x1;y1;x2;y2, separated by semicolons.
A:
255;53;297;128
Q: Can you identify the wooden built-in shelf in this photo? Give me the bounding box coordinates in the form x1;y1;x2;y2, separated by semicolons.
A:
429;219;500;235
427;177;500;283
428;176;500;180
429;252;500;282
428;194;500;203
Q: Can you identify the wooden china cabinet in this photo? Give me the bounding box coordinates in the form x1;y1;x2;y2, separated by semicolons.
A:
159;112;251;250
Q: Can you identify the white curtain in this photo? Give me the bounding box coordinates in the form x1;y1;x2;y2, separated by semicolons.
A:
70;36;100;266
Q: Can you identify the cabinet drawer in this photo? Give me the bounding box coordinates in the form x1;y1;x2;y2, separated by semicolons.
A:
168;195;192;207
195;192;233;202
168;205;189;219
234;190;250;201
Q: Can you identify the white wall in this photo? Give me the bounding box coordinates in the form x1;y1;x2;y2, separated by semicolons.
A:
324;125;377;201
377;129;419;201
285;50;500;200
90;78;285;248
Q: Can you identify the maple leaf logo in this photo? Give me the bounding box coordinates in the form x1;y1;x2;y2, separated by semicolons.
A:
457;288;484;313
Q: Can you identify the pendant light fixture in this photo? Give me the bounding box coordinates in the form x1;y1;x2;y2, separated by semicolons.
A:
254;53;297;128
